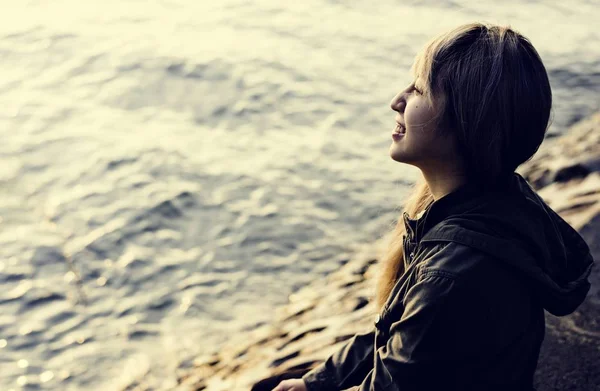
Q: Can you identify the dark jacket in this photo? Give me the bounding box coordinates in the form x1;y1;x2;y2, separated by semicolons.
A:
301;172;594;391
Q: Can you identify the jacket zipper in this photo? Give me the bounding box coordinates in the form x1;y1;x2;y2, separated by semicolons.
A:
404;234;416;264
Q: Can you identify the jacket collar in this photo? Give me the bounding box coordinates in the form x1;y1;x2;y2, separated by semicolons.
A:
402;175;515;243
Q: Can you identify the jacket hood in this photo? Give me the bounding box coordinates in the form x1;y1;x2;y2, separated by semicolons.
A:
404;172;595;316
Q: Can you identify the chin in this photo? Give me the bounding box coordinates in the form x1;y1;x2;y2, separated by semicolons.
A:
389;148;416;166
389;147;404;163
390;154;407;164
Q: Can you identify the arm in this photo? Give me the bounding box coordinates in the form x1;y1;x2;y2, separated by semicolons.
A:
352;269;482;391
302;326;377;391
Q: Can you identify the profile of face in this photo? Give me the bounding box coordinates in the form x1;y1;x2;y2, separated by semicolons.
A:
389;78;462;172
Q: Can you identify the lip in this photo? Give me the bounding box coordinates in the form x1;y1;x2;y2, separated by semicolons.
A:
392;132;404;141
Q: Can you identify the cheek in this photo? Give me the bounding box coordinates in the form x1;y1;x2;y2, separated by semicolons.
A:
406;101;436;130
405;103;424;128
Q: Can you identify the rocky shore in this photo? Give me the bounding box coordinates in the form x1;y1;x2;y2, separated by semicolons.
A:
177;113;600;391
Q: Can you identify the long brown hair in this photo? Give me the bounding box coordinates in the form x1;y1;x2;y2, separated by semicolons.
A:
374;23;553;312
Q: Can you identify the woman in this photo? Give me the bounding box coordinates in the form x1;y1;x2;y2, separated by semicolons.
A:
272;23;594;391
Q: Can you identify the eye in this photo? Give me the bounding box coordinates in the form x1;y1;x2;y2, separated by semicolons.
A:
413;85;423;95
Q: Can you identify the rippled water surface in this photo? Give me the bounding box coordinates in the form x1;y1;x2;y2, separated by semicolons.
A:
0;0;599;389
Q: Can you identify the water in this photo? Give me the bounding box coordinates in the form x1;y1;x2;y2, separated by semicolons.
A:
0;0;598;389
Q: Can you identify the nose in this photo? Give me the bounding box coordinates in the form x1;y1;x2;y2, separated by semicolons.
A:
390;91;406;112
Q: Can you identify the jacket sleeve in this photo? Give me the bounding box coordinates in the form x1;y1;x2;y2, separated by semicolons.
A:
301;326;376;391
351;269;474;391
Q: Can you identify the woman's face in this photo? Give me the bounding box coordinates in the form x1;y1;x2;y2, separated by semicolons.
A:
389;79;461;170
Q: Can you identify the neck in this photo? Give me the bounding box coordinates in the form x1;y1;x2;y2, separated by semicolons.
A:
420;167;469;201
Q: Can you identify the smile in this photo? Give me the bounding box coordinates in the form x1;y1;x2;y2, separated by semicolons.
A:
392;123;406;141
394;123;406;134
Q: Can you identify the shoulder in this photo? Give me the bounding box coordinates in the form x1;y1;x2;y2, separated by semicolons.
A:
414;241;491;282
412;240;532;311
405;241;541;346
